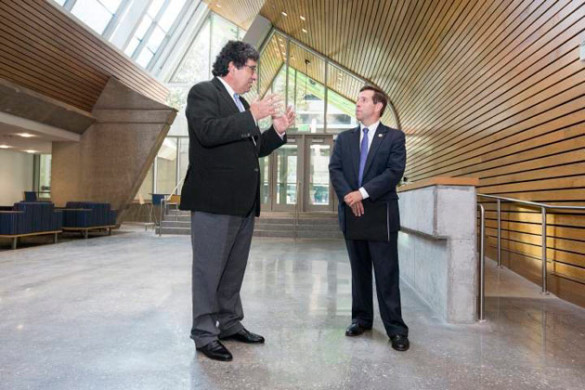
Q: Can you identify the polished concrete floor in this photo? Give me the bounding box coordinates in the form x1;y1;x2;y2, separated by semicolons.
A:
1;227;585;389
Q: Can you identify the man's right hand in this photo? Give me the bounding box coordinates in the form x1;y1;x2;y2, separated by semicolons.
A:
250;93;282;121
350;201;364;217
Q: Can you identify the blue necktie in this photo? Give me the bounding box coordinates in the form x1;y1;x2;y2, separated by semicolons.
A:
233;93;245;112
358;128;369;186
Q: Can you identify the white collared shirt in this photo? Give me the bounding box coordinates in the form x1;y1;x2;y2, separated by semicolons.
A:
217;77;241;110
358;120;380;200
359;120;379;153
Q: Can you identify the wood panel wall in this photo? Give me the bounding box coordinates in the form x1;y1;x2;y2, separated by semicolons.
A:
396;1;585;307
0;0;168;113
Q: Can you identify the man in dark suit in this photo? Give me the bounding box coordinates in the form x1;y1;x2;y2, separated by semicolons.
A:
329;85;409;352
180;41;295;361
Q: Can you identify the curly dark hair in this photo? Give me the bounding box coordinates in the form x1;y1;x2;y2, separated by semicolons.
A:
212;40;259;77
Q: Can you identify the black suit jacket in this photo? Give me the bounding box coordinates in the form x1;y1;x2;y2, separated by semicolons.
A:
329;123;406;237
179;78;286;216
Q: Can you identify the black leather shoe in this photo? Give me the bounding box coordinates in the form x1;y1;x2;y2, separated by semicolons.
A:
389;335;410;351
345;323;372;337
196;340;233;361
219;328;265;344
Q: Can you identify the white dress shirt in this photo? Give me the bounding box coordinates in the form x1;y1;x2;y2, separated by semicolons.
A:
358;120;380;200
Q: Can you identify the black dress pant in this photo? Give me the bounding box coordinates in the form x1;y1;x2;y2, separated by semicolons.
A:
345;232;408;337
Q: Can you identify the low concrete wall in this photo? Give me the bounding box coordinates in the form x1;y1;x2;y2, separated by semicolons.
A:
397;177;479;324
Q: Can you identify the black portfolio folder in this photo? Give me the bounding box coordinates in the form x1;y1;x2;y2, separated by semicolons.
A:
344;199;389;242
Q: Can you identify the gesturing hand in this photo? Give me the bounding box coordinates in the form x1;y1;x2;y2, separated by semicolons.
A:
273;105;296;134
249;93;282;121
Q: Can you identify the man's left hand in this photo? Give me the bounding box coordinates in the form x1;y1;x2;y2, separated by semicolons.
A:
344;190;363;207
273;105;296;134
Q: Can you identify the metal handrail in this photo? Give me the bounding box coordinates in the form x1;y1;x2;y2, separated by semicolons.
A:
166;177;185;203
478;193;585;295
478;204;486;322
478;194;585;211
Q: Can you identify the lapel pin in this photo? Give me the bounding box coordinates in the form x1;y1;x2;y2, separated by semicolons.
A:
378;134;384;137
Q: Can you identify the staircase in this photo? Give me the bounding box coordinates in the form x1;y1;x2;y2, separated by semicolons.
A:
254;212;342;239
157;209;343;239
156;208;191;235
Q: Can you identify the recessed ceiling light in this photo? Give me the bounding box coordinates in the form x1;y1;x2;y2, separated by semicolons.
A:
281;11;288;17
25;150;37;154
17;133;35;138
0;144;11;149
300;16;306;21
302;28;308;33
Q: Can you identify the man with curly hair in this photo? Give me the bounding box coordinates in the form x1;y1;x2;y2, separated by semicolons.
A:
180;40;295;361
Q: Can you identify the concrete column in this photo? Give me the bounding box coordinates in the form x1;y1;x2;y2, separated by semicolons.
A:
397;177;479;324
51;78;176;222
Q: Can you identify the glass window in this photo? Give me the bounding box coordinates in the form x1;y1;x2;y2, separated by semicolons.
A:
276;145;297;205
326;89;358;134
136;164;154;201
210;13;239;60
53;0;66;5
146;26;166;53
170;18;210;83
124;37;140;57
100;0;122;14
259;155;270;205
177;138;189;192
287;42;325;133
125;16;152;56
147;0;165;18
159;0;186;31
71;0;115;35
39;154;52;200
308;143;330;206
326;64;360;133
136;49;154;68
156;138;178;195
258;33;284;98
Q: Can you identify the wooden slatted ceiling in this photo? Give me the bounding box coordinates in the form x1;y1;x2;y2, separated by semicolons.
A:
212;0;585;306
204;0;266;29
0;0;168;113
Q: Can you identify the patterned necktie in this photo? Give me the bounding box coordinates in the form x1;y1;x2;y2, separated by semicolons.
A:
233;93;245;112
358;128;369;186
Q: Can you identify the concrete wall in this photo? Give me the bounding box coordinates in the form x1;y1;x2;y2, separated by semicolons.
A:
398;184;478;324
0;150;34;206
51;78;176;221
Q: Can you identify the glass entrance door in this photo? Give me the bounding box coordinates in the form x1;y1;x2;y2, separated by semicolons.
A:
304;136;334;212
262;134;335;213
272;138;299;212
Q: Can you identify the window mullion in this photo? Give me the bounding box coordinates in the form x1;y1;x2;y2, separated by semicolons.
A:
102;0;132;40
133;0;170;62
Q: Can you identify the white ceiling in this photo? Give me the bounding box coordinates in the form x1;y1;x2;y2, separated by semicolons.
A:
0;113;81;155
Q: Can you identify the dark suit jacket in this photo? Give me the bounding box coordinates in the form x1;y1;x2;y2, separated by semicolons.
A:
179;77;286;216
329;123;406;236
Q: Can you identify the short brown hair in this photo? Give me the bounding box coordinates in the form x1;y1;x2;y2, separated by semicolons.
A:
359;85;388;116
